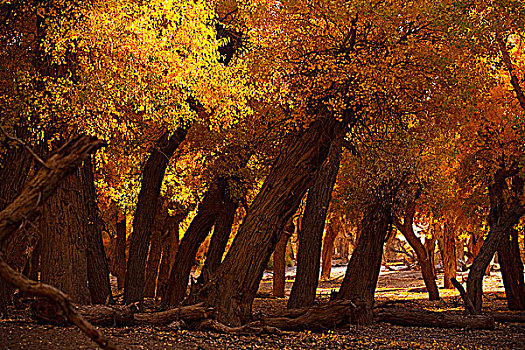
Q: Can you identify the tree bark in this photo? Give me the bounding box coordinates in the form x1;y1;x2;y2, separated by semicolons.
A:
467;170;525;314
498;228;525;310
199;116;340;326
156;212;185;300
124;129;187;305
337;200;392;325
394;202;440;301
200;196;237;284
441;221;456;289
320;221;338;280
0;127;33;316
273;228;291;298
40;167;91;304
143;226;163;298
82;159;112;304
288;139;342;309
163;177;228;307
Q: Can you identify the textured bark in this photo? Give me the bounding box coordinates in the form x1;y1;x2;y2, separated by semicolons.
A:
200;197;237;284
156;213;184;300
441;221;456;289
124;129;187;305
41;167;91;304
265;300;364;331
394;202;439;301
144;228;163;298
337;201;392;325
288;139;342;309
273;228;291;298
320;222;338;280
376;307;494;330
0;135;113;349
498;228;525;310
199;116;339;326
467;170;525;314
0;129;33;316
82;159;112;304
163;178;228;306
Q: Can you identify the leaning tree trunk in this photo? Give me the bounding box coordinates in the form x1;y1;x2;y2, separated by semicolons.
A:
395;202;440;301
337;201;392;325
199;116;340;326
163;177;228;307
124;129;187;305
498;228;525;310
82;159;112;304
320;222;338;280
467;170;525;314
200;195;238;284
288;139;342;309
273;222;293;298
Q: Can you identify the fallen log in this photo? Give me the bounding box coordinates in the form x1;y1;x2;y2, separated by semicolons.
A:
376;307;494;330
134;303;214;325
492;312;525;323
195;319;285;335
264;300;363;331
32;299;135;326
32;300;214;326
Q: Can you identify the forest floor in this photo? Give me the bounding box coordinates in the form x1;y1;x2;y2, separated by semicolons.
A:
1;264;524;349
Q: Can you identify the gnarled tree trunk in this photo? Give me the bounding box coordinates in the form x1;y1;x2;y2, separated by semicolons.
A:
113;216;127;290
440;220;456;289
273;221;293;298
336;200;392;325
124;129;187;305
288;139;342;309
199;116;340;326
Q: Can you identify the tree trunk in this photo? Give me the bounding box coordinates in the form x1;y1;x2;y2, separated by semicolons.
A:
467;170;525;314
41;167;91;304
337;200;392;325
288;139;342;309
200;197;238;284
82;159;112;304
320;222;338;280
163;177;228;306
199;116;340;326
143;226;163;298
0;128;33;316
498;228;525;310
156;213;185;300
441;221;456;289
424;232;436;278
273;228;291;298
124;129;187;305
394;202;440;301
113;216;127;290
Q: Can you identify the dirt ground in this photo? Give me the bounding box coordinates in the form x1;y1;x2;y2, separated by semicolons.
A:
1;266;524;349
